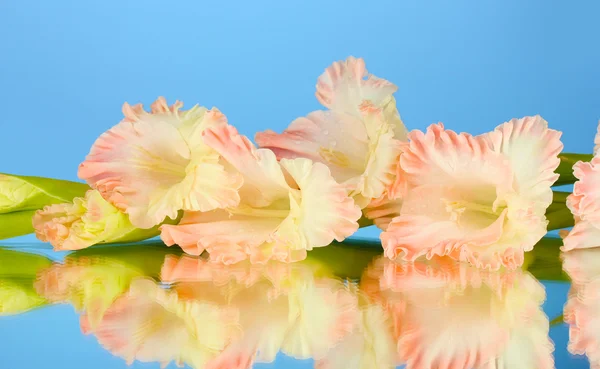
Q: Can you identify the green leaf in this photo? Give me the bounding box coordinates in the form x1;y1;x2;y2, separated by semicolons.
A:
0;173;89;214
523;237;569;282
546;207;575;230
0;210;38;240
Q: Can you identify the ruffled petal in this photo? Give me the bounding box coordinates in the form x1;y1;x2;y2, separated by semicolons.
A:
315;56;397;118
567;157;600;220
257;57;406;206
257;108;401;206
363;195;402;231
562;220;600;251
483;115;563;209
279;158;361;248
32;190;142;251
400;123;513;193
384;123;523;270
203;123;290;208
160;210;281;258
256;111;369;186
356;104;403;201
79;97;242;229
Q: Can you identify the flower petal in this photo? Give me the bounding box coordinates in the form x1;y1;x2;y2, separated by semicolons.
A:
256;108;401;205
567;157;600;221
32;190;148;251
160;210;281;258
400;123;513;192
79;98;242;228
482;115;563;209
315;56;397;118
256;111;369;185
203;123;290;208
562;220;600;251
279;158;361;248
384;123;538;270
363;195;402;231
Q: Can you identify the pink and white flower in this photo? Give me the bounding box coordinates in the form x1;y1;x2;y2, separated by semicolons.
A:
256;57;406;208
562;122;600;251
78;97;243;229
160;124;361;264
381;116;563;270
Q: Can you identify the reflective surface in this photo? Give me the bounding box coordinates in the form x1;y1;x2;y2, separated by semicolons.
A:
0;239;594;368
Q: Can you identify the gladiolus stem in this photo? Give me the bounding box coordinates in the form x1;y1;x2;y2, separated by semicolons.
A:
358;216;374;228
546;208;574;231
555;153;593;186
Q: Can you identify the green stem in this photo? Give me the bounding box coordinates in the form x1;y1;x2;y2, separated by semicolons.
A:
358;216;374;228
550;314;564;326
556;153;593;186
547;208;574;230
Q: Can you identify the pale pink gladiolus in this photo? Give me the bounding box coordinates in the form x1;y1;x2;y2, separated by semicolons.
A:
160;124;361;264
381;116;563;270
78;97;243;229
256;57;406;208
562;122;600;251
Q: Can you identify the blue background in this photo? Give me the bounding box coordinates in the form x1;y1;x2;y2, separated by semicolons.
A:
1;1;599;368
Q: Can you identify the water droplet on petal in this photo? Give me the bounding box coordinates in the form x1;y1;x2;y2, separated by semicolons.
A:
323;130;329;135
331;140;337;147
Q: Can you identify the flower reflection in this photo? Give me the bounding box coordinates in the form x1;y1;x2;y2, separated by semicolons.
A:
563;249;600;368
24;244;556;369
362;256;554;369
0;249;52;315
80;278;241;369
161;254;358;366
35;245;174;328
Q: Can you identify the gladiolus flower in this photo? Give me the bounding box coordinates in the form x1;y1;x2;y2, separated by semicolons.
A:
160;124;361;264
562;122;600;251
256;57;406;208
33;190;158;251
78;97;243;229
381;116;563;270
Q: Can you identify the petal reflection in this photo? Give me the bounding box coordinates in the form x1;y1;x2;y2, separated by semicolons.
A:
161;255;359;366
35;245;174;328
362;256;554;369
563;249;600;368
